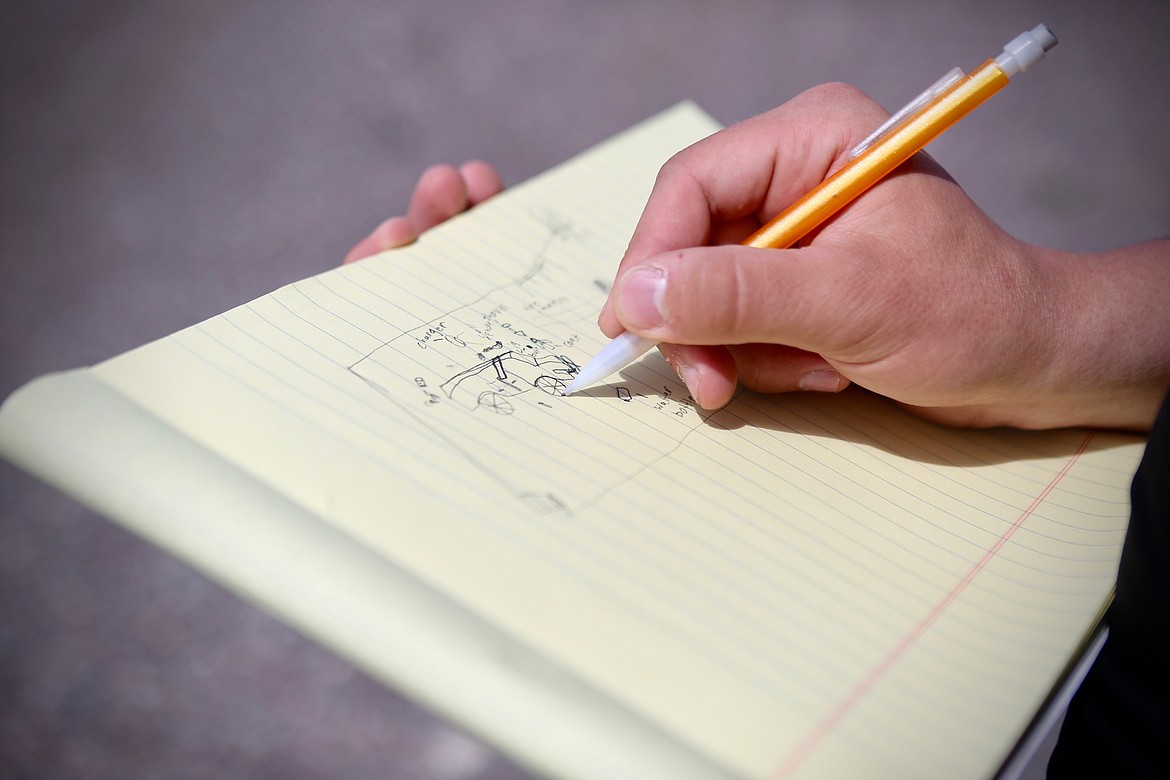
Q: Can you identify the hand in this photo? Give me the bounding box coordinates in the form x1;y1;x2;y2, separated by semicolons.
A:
599;83;1170;430
343;160;503;263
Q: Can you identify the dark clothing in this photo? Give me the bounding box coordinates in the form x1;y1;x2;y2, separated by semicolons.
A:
1049;392;1170;777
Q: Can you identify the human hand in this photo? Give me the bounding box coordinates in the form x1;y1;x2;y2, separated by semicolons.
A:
343;160;503;263
600;83;1170;430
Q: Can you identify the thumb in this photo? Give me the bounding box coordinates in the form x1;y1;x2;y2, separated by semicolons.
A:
608;243;878;360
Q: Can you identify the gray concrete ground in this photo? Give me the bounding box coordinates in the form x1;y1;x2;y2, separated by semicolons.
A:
2;1;1168;778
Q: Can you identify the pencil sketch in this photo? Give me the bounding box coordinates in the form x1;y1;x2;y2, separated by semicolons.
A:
347;209;705;514
439;351;579;413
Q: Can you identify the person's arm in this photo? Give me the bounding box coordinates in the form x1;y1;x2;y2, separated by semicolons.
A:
598;83;1170;431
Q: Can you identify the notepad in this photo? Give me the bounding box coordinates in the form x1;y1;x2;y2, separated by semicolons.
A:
0;102;1146;780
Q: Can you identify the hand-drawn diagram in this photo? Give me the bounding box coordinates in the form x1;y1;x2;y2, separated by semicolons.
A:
439;351;579;414
348;209;707;514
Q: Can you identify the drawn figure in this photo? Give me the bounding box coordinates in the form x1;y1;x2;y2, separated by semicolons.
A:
344;210;704;514
440;351;579;412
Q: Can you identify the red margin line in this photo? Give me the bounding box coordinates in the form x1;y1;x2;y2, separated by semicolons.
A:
774;431;1096;778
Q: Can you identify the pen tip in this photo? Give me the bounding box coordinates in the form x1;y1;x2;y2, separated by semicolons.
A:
561;376;585;397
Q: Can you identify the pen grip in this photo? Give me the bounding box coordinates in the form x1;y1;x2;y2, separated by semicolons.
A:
744;59;1009;250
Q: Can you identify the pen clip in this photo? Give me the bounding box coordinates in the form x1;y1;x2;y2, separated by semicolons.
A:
847;67;965;160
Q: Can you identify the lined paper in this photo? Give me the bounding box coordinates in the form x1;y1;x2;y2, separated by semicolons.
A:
88;103;1145;779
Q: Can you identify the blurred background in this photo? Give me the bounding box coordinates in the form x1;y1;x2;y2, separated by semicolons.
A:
2;1;1168;777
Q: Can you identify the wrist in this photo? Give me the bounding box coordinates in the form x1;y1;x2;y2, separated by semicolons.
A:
1025;240;1170;431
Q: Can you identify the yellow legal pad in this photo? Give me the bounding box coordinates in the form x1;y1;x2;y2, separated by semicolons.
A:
0;103;1145;779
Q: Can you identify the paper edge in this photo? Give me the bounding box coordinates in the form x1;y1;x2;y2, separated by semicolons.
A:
0;368;739;780
993;615;1111;779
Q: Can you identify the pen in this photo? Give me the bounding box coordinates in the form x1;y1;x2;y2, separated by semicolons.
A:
562;23;1057;397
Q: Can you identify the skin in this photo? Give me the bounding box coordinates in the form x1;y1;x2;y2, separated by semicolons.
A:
343;160;503;263
346;84;1170;432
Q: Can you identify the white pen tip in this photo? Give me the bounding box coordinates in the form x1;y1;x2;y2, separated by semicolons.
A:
561;374;589;397
561;331;658;398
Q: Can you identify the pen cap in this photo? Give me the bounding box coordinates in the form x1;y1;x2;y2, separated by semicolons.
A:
995;24;1058;77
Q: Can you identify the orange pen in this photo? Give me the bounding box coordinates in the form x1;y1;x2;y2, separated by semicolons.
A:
564;24;1058;396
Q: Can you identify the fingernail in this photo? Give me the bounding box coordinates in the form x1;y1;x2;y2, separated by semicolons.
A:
799;369;841;393
617;266;666;330
663;350;701;401
679;364;701;400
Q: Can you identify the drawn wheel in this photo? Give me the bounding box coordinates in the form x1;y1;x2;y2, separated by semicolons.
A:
477;391;514;415
534;375;568;396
